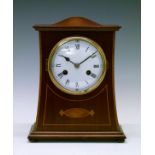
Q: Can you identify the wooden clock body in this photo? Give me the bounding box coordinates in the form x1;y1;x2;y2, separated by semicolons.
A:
28;17;126;141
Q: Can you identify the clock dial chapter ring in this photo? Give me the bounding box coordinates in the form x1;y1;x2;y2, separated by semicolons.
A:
48;36;107;95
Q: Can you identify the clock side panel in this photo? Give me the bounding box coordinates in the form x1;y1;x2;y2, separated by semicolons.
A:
34;30;120;132
34;32;47;129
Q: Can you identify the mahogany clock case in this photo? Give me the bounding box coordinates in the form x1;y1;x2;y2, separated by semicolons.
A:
28;17;126;142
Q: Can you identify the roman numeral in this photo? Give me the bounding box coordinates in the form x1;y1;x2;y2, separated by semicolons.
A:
56;64;61;67
75;44;80;49
85;47;89;52
90;73;97;78
93;64;99;68
85;80;89;85
75;82;79;90
57;72;63;79
65;79;70;85
64;46;69;49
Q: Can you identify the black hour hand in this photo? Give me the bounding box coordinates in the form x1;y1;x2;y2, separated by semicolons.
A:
58;55;70;61
58;55;77;66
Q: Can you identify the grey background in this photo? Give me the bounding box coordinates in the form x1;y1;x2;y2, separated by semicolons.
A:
14;0;140;155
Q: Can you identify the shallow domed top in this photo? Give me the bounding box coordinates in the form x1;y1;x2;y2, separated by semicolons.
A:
33;17;121;31
50;17;102;27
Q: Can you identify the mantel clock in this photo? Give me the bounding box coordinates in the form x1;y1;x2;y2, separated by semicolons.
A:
28;17;126;142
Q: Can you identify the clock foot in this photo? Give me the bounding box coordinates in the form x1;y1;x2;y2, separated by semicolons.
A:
28;123;126;142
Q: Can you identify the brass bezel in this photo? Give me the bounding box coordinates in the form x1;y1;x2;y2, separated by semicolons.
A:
48;36;107;95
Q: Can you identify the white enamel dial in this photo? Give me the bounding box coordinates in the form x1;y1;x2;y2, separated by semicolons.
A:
48;37;107;95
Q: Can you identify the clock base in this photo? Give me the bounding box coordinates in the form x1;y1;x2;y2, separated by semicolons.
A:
28;123;126;142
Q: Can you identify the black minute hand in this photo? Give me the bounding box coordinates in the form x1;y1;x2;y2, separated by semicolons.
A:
78;51;97;66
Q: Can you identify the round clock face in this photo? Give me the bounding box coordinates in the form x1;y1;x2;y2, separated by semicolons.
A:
48;36;107;95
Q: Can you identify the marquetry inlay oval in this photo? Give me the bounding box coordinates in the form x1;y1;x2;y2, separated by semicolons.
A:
59;108;95;118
